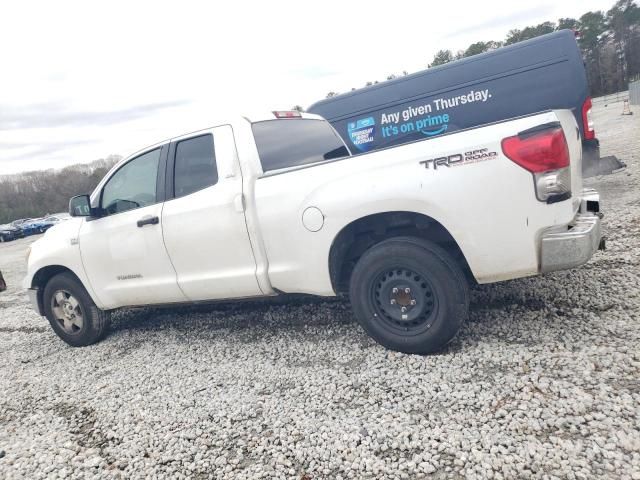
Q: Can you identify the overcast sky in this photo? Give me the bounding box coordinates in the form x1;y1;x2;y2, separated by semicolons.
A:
0;0;609;174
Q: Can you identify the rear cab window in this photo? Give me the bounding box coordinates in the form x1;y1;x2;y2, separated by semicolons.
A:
252;119;350;173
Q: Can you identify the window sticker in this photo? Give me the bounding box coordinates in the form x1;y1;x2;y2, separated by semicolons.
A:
347;117;375;152
379;89;493;140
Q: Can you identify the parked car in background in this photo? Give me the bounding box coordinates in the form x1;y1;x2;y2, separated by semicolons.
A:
21;223;40;236
20;218;50;235
0;224;24;242
22;215;66;234
12;218;38;236
9;214;71;236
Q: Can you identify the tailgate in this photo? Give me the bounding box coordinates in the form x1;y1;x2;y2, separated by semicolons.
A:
555;109;583;211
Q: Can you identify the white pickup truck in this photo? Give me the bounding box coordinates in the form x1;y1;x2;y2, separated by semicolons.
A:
24;110;604;354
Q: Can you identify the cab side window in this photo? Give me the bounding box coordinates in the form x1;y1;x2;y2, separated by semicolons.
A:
173;134;218;198
101;148;160;215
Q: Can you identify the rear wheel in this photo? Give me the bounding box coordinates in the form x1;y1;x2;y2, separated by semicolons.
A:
349;237;469;354
43;272;110;346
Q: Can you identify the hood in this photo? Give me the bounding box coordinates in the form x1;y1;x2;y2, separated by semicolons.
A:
41;217;82;238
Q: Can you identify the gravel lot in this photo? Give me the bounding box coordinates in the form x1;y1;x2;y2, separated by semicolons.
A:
1;99;639;480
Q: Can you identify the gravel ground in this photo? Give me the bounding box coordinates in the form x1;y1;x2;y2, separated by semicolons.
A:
1;99;639;480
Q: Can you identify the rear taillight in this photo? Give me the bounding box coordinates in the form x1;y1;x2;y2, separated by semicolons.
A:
582;97;595;140
532;168;571;203
501;126;570;172
501;125;571;203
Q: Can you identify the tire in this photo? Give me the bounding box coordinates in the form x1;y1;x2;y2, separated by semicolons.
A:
349;236;469;354
43;272;110;347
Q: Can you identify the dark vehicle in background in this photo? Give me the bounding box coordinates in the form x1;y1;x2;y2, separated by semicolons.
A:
20;215;66;234
0;224;24;242
22;218;53;234
11;218;37;236
6;214;71;237
21;223;40;236
308;30;603;174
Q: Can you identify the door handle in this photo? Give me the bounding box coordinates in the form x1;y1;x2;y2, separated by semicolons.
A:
137;216;159;227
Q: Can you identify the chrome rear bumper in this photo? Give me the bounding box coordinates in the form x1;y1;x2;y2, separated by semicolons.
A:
540;189;604;273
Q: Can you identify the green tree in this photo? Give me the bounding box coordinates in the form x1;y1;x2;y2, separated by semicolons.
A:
579;11;608;52
463;40;502;58
606;0;640;80
429;49;453;67
558;17;579;30
579;11;609;94
505;22;556;45
0;157;120;224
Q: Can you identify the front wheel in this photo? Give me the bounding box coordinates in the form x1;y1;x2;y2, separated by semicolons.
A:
349;237;469;354
43;272;110;347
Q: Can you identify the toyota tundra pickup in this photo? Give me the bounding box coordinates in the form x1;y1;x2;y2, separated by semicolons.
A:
24;109;604;354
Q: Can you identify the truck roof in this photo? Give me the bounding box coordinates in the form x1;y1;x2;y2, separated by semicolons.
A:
117;111;325;167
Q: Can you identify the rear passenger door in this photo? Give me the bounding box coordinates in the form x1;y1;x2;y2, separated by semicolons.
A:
161;126;263;301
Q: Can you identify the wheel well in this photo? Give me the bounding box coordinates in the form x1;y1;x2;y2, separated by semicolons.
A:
32;266;80;315
329;211;474;294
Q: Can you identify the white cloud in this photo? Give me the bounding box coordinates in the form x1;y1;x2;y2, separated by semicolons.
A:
0;0;609;174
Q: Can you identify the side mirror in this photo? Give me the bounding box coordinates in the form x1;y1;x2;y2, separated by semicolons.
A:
69;194;93;217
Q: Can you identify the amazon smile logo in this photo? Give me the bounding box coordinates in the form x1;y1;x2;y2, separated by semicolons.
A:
415;113;450;136
421;124;448;135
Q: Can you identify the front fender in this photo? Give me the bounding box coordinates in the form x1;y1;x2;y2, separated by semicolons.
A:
23;219;104;309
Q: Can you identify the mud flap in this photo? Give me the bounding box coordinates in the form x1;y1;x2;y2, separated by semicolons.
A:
583;155;627;179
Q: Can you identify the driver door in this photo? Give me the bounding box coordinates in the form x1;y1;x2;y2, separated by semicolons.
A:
78;145;188;309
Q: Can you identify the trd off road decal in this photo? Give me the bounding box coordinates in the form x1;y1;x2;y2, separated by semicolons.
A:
347;117;376;152
420;148;498;170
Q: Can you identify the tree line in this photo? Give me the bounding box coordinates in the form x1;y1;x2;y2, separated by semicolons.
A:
324;0;640;99
0;156;120;224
